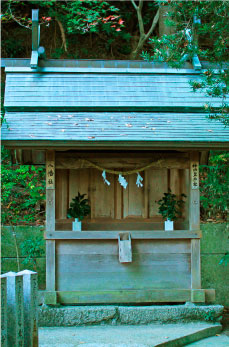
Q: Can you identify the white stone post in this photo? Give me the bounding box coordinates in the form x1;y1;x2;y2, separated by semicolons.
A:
1;271;24;347
1;276;7;347
18;270;39;347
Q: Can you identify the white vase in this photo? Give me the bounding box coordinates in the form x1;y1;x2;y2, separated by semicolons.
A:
164;219;174;231
72;218;82;231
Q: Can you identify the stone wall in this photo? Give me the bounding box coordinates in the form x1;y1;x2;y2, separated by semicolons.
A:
200;223;229;307
1;224;228;306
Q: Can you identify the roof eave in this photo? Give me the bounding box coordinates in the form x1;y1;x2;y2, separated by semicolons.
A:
2;140;229;150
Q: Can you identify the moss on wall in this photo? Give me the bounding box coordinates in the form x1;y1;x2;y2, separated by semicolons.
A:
1;226;46;289
1;224;228;306
200;223;229;307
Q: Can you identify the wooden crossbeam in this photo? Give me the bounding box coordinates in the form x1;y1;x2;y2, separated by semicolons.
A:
30;51;38;69
192;54;202;71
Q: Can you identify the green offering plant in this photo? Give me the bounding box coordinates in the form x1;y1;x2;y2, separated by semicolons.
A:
67;192;91;221
157;189;186;221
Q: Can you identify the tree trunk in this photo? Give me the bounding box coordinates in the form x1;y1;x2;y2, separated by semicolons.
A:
129;3;159;60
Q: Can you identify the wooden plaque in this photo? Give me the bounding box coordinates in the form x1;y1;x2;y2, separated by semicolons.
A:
191;161;199;189
46;152;55;189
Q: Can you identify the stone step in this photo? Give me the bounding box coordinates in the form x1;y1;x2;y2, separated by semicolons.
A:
39;322;222;347
38;304;224;327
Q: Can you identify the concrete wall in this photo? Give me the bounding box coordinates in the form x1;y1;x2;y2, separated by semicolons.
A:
1;224;228;306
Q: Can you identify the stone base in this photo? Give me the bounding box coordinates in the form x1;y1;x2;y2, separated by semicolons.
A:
38;304;224;327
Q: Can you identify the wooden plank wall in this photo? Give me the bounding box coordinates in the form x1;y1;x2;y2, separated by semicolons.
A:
55;167;189;223
56;239;191;291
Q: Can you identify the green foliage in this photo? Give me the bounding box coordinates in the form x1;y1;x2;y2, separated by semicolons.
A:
1;147;46;225
20;235;45;269
143;0;229;126
1;0;156;59
157;189;186;221
50;47;66;59
2;37;25;58
204;310;218;322
60;1;122;35
2;0;125;36
67;192;91;221
190;69;229;127
200;151;229;221
152;1;228;62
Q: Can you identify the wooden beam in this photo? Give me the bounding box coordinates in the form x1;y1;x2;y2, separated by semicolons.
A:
55;153;190;170
4;140;228;150
45;230;201;240
55;289;191;304
55;220;189;232
46;150;56;291
30;51;38;69
2;58;199;70
5;66;200;74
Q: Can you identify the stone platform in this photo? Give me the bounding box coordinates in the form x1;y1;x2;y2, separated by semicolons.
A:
39;322;223;347
38;304;224;327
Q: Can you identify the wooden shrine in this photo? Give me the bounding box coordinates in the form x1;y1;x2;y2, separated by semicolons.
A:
2;11;229;305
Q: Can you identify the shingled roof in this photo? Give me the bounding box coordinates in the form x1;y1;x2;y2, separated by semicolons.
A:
2;60;228;149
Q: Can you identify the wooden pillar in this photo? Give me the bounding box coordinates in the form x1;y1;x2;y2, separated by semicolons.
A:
191;239;201;289
46;150;56;292
189;152;203;300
